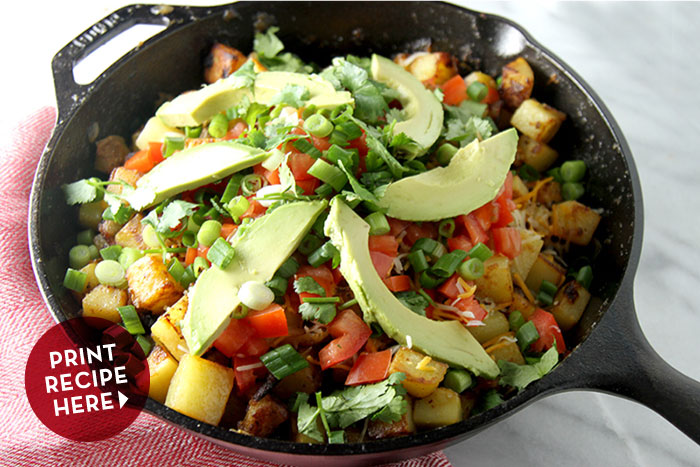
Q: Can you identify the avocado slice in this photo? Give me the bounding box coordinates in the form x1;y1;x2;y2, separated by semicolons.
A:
370;54;443;157
182;200;327;356
254;72;354;109
135;117;184;151
377;128;518;221
324;198;500;378
127;141;266;211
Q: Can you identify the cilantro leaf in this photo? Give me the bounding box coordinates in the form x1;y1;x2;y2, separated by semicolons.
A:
293;276;326;296
350;117;406;178
322;58;388;123
371;392;407;423
297;395;324;442
102;192;133;224
444;116;495;146
229;60;256;89
394;291;430;316
473;389;504;415
337;161;380;205
299;302;337;324
63;179;98;205
498;345;560;391
351;82;388;123
253;26;284;58
158;200;198;233
269;84;310;108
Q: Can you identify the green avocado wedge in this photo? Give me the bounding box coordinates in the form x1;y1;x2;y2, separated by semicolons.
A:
324;198;500;379
377;128;518;221
370;54;443;157
127;141;266;211
182;200;327;356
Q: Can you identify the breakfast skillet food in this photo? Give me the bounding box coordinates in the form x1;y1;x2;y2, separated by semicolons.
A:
60;27;600;443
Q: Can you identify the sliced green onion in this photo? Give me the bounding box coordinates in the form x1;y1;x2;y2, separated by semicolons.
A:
163;135;185;158
207;237;235;269
335;121;363;140
302;296;341;304
365;212;391;236
412;238;441;257
315;183;334;198
63;268;87;292
431;250;468;278
99;245;123;262
233;304;249;319
77;229;95;246
204;206;221;221
208;113;229;138
443;369;472;393
265;276;288;297
467;243;493;262
418;288;435;306
561;160;586;183
298;234;322;256
192;256;209;277
562;182;585;200
227;195;250;222
438;219;456;238
221;173;244;204
312;211;329;237
118;305;145;335
547;167;564;183
325;144;357;170
142;224;161;248
186;214;201;232
496;75;503;87
181;230;198;248
69;245;92;270
420;270;442;289
516;320;540;351
576;265;593;289
467;81;488;102
405;160;426;174
277;257;300;279
408;250;429;273
508;310;526;332
436;143;459;166
301;104;318;120
303;113;333;137
118;247;143;270
238;281;274;310
458;257;484;280
540;280;558;297
292;138;322;159
537;290;554;306
307;159;348;191
135;335;153;355
339;298;357;310
328;129;348;147
197;220;222;247
241;174;264;196
185;125;202;138
307;242;340;268
180;265;195;287
95;260;127;288
167;259;186;284
260;344;309;380
518;164;539;182
88;245;99;260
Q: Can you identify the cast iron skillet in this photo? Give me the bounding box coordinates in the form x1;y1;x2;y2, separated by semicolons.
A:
29;2;700;465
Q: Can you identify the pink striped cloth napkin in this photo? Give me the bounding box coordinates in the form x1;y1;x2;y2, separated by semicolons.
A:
0;107;452;467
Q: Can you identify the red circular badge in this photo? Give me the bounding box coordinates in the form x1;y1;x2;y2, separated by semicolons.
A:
25;317;149;442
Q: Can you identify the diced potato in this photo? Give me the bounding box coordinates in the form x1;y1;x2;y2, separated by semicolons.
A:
81;284;128;323
98;219;121;239
114;213;148;250
413;388;462;429
474;254;513;304
525;254;566;293
165;353;234;425
368;396;415;439
485;337;525;365
516;134;559;172
204;42;248;84
551;280;591;331
126;254;184;314
511;175;529;199
395;52;457;87
510;289;537;319
135;117;184;151
468;311;509;344
389;347;448;398
511;99;566;143
95;135;129;174
238;395;289;437
107;167;141;195
537;180;563;206
460;392;477;420
147;345;178;403
510;228;544;279
273;365;321;399
464;71;497;91
151;294;189;360
500;57;534;109
80;261;100;294
551;200;601;246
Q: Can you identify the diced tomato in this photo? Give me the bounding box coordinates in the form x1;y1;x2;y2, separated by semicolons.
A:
458;213;489;245
147;142;164;163
311;135;332;152
447;235;473;254
346;132;368;157
454;296;488;323
319;309;372;370
197;244;210;259
483;86;500;105
185;247;197;266
243;304;288;338
224;120;248;140
213;318;257;357
403;222;438;246
288;152;316;181
529;308;566;353
345;350;392;386
240;199;267;219
499;171;514;200
368;235;399;257
220;223;237;239
473;202;499;231
238;336;270;357
296;265;336;297
234;355;267;392
441;75;468;106
388;217;410;237
492;227;521;259
383;275;412;292
491;196;514;228
370;251;394;278
265;168;281;185
123;150;155;173
295;178;320;195
437;274;461;300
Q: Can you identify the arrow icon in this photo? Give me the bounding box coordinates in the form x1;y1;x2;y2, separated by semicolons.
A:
118;391;128;409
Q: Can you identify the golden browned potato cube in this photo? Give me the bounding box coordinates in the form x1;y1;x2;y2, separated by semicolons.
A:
165;353;234;425
79;201;108;230
151;294;189;360
80;261;100;294
273;365;321;399
95;135;129;174
511;174;529;199
474;254;513;304
537;180;563;206
510;289;537;319
389;347;448;398
511;99;566;143
98;219;121;239
395;52;457;87
467;311;510;344
551;280;591;331
516;134;559;171
107;167;141;195
368;396;415;439
114;213;148;250
204;43;248;84
551;200;601;246
500;57;534;108
485;337;525;365
82;284;128;323
147;345;179;403
525;254;566;293
510;228;544;280
238;395;289;437
126;254;184;314
413;388;463;429
464;71;497;91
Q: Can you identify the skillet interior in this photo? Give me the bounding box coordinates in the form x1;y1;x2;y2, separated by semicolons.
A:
29;1;640;463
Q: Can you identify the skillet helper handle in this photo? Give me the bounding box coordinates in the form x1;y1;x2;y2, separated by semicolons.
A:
543;287;700;443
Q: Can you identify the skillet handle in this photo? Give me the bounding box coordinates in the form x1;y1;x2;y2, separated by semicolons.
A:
542;287;700;443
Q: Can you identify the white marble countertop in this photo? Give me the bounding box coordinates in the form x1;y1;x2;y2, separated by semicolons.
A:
1;1;698;466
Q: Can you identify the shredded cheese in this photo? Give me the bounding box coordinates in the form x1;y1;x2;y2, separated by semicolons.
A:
512;272;535;304
236;362;264;372
406;335;413;349
513;176;554;208
457;277;477;299
416;356;434;371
